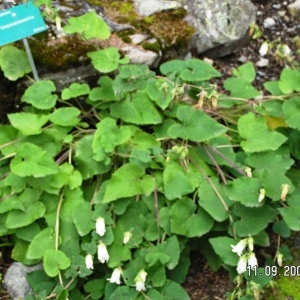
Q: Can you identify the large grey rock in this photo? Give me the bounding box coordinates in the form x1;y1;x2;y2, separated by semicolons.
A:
288;0;300;21
4;262;43;300
184;0;257;57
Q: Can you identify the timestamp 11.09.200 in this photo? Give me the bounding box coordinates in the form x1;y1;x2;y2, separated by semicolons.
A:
247;265;300;277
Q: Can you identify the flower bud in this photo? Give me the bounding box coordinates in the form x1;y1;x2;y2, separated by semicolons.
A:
258;188;265;203
248;252;258;269
123;231;132;244
280;184;290;201
277;252;283;267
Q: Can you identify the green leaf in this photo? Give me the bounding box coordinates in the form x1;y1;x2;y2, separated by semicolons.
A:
84;279;105;300
278;207;300;231
8;113;48;136
180;59;221;81
43;249;71;277
50;163;82;190
62;83;90;100
224;77;261;99
278;68;300;94
263;81;284;96
146;236;180;269
10;143;59;177
226;177;262;207
0;46;31;80
282;97;300;130
232;62;256;82
103;163;155;202
209;237;239;266
27;228;55;259
110;92;162;125
88;47;129;73
159;280;190;300
89;76;117;102
163;162;201;200
63;11;110;40
92;118;132;161
49;107;81;126
74;135;111;179
238;112;287;152
21;80;57;110
168;105;227;142
170;198;214;237
233;205;278;236
159;59;187;76
73;202;94;236
198;177;232;221
146;78;174;110
107;243;131;268
108;286;138;300
6;202;46;229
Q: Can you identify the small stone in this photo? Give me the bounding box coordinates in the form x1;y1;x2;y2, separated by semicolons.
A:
4;262;43;300
272;4;281;9
129;34;149;44
121;45;159;66
263;17;276;28
238;55;247;63
203;57;214;65
256;58;269;67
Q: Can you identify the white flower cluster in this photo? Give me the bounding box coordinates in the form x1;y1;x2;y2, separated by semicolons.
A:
231;236;258;274
85;218;145;291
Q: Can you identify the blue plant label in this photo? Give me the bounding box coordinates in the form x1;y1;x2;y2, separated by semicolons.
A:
0;1;47;47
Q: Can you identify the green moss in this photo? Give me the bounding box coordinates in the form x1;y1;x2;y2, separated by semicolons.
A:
265;273;300;300
142;41;161;53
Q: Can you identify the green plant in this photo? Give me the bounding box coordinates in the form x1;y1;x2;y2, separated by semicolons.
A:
1;8;300;300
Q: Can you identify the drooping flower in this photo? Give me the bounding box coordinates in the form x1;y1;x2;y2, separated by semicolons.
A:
108;267;122;284
134;269;147;292
96;217;106;236
248;252;258;269
236;255;248;274
123;231;132;244
280;184;290;201
258;188;265;203
277;252;283;267
97;241;109;263
231;239;247;256
247;235;254;252
85;254;94;270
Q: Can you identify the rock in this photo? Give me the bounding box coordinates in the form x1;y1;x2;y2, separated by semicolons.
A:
263;17;276;28
4;262;43;300
256;58;269;67
133;0;182;16
288;0;300;21
184;0;257;57
120;45;159;66
130;34;149;45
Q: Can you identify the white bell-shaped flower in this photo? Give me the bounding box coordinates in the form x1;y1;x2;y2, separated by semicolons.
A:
248;252;258;269
236;255;248;274
96;217;106;237
97;241;109;263
108;267;122;284
134;269;147;292
231;239;247;256
85;254;94;270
